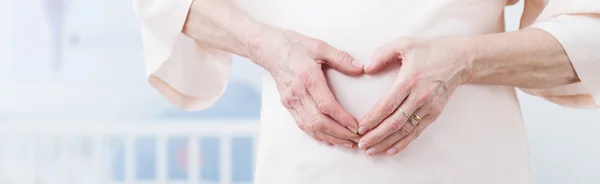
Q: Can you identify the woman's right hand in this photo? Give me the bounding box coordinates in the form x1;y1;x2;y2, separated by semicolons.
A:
248;27;364;148
178;0;362;147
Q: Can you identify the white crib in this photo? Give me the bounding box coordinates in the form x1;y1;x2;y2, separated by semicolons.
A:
0;120;260;184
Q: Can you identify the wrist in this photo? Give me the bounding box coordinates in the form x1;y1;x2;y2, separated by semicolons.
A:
243;25;290;71
185;0;274;59
238;21;270;58
460;33;509;85
439;36;478;85
461;37;478;84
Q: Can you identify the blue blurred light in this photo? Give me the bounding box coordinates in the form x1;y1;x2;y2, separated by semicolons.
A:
111;80;260;182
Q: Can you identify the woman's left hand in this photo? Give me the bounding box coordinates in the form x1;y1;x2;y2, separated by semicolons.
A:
356;37;473;156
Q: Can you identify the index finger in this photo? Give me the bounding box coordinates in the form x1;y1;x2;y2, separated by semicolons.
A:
305;70;359;133
313;42;363;75
359;80;412;134
366;39;415;74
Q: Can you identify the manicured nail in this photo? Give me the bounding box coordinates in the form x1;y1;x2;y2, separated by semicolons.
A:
343;143;354;148
347;126;358;134
358;126;368;135
352;60;364;68
358;142;367;149
387;148;398;155
366;148;377;155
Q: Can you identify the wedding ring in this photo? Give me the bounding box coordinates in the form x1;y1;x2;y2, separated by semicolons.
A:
409;118;419;126
397;108;411;119
399;108;421;126
409;113;422;126
410;113;422;122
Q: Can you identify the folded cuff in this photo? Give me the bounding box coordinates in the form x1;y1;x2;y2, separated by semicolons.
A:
525;15;600;108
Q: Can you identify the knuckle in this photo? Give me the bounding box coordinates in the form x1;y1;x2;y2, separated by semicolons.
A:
379;141;392;150
281;94;299;107
335;51;352;63
298;71;312;87
281;97;293;108
411;128;423;139
389;119;404;131
399;125;412;136
301;125;313;134
416;92;431;104
317;101;333;114
280;98;291;108
288;86;299;96
309;118;325;131
381;101;398;114
329;112;343;124
395;142;409;151
305;124;316;133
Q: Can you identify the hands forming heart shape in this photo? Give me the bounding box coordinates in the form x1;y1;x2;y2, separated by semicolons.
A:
250;27;472;156
356;37;472;156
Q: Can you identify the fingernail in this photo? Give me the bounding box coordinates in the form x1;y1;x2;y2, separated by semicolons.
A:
387;148;398;155
358;126;368;135
352;60;364;68
347;126;358;134
343;143;354;148
364;63;371;71
366;148;377;155
358;142;367;149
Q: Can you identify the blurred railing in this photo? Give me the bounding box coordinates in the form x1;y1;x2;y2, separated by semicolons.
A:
0;120;260;184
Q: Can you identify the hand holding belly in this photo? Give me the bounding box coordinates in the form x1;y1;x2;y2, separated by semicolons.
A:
250;27;364;147
357;37;472;156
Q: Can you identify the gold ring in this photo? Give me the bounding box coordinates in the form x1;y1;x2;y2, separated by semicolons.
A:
397;108;411;119
409;118;419;126
410;113;422;122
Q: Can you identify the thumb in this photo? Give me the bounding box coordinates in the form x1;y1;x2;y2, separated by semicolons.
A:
314;41;363;75
366;38;416;74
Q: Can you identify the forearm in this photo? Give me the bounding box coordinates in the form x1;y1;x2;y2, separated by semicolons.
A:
182;0;267;58
465;28;580;89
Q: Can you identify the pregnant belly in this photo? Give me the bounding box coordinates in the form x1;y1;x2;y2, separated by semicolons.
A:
323;62;401;119
247;1;532;184
258;71;530;184
236;1;504;119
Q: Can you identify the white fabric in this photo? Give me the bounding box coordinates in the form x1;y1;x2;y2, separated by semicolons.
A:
249;1;530;183
133;0;600;183
134;0;232;110
525;15;600;107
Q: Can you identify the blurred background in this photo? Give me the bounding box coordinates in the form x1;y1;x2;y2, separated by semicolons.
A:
0;0;598;184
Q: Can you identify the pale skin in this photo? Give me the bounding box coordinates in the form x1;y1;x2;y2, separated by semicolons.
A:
357;28;581;156
183;0;362;148
182;0;589;154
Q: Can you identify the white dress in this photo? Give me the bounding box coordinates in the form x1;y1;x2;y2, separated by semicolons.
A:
133;0;600;183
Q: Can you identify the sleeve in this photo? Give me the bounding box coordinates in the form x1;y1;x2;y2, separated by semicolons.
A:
518;0;600;108
133;0;233;111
